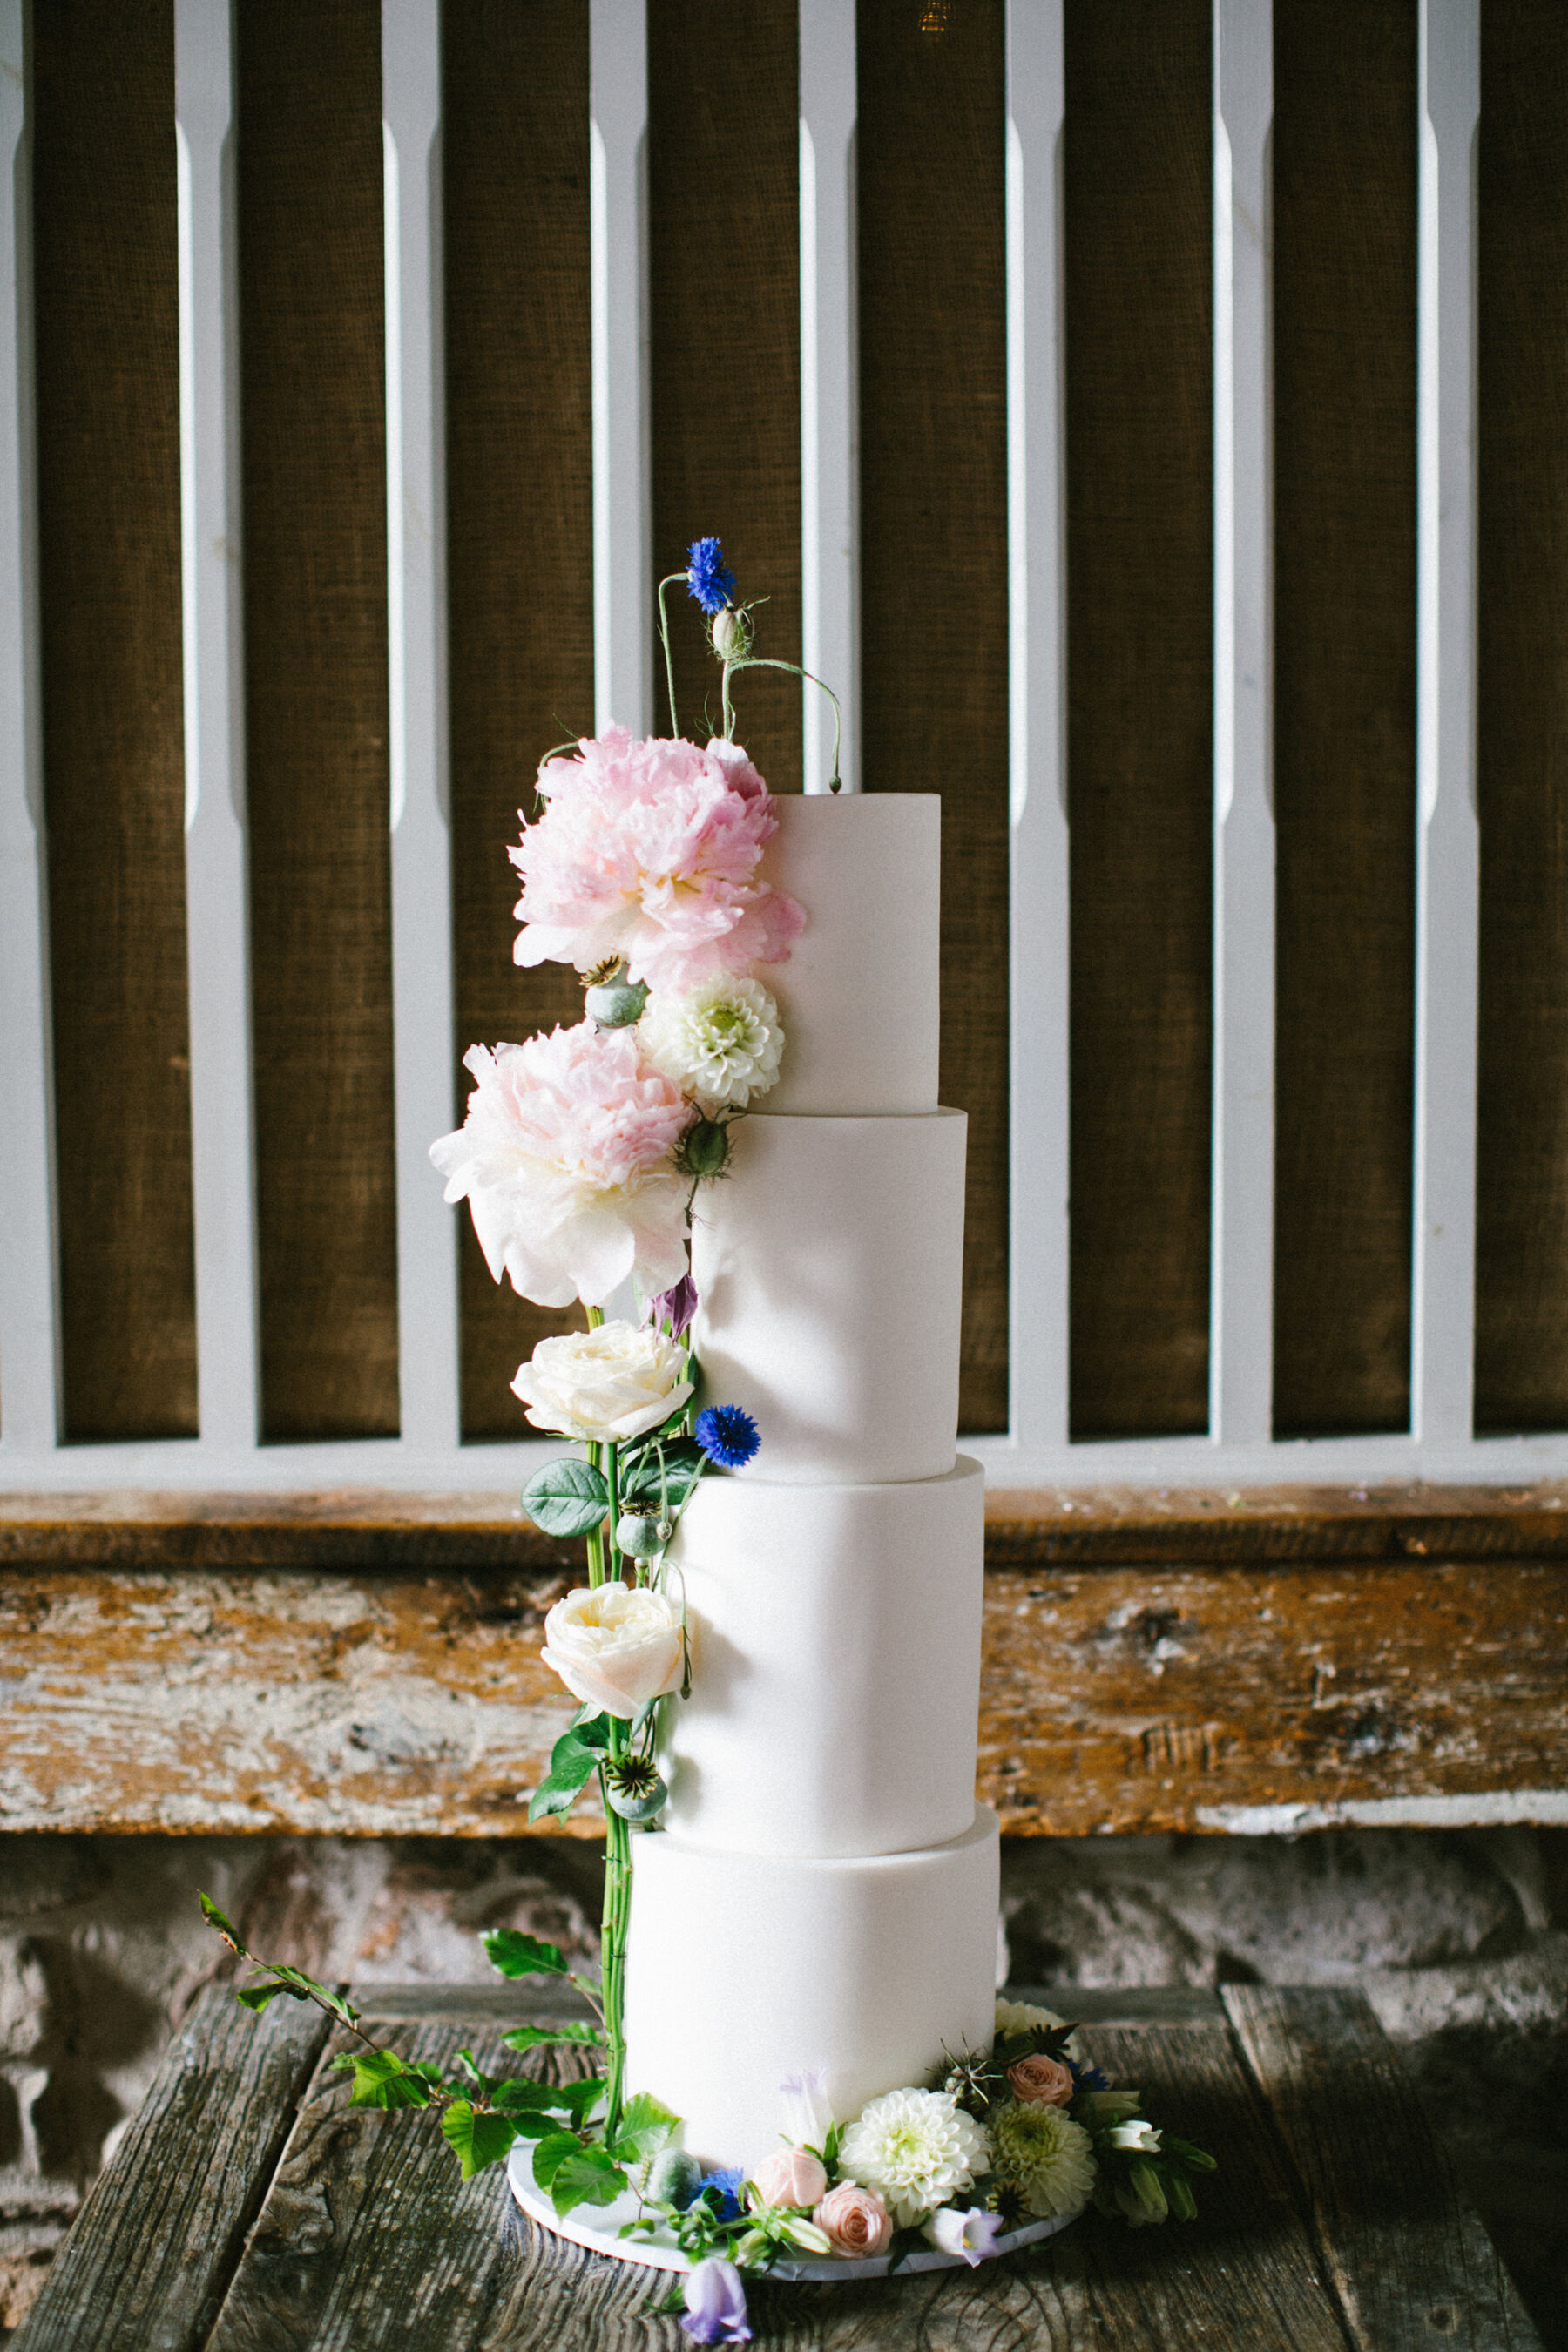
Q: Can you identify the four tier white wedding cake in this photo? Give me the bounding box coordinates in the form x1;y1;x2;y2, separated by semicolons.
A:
625;793;1001;2171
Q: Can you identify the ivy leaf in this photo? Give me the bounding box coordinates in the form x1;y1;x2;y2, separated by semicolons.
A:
551;2146;627;2219
521;1458;611;1538
527;1730;603;1826
529;2130;586;2192
609;2092;679;2165
483;1929;569;1980
441;2101;519;2180
501;2022;605;2053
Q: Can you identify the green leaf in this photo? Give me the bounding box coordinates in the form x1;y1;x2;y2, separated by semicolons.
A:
262;1965;360;2031
483;1929;569;1980
440;2101;519;2180
521;1457;610;1538
609;2092;679;2165
528;2130;585;2191
1161;2134;1217;2173
199;1892;245;1949
551;2147;627;2219
570;1709;613;1752
234;1980;300;2011
500;2021;605;2053
341;2047;439;2111
551;2075;606;2126
618;1442;704;1511
527;1729;603;1825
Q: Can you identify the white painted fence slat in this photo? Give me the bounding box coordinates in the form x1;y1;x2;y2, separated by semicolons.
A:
176;0;259;1451
1412;0;1480;1447
1209;0;1275;1448
591;0;651;740
0;0;60;1453
1004;0;1070;1451
799;0;858;794
383;0;459;1453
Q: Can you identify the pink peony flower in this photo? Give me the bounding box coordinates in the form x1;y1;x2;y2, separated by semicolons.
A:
1006;2053;1076;2109
813;2181;892;2259
510;727;805;993
752;2149;828;2211
428;1024;690;1308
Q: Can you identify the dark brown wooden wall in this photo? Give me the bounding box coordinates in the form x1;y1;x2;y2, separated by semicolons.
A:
20;1;1568;1452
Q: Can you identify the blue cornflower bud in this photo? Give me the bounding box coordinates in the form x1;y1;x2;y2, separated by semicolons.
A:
686;537;736;616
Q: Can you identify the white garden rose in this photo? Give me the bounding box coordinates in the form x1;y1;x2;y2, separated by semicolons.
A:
540;1584;685;1719
638;977;785;1109
510;1321;693;1442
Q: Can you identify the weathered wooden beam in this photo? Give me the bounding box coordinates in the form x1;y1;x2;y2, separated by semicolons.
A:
0;1544;1563;1838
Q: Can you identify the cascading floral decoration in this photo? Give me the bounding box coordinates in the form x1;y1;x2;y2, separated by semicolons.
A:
199;542;1213;2343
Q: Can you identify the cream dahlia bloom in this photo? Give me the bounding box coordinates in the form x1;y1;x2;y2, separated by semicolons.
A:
987;2099;1097;2220
540;1583;685;1720
836;2088;989;2229
429;1026;689;1308
639;977;784;1109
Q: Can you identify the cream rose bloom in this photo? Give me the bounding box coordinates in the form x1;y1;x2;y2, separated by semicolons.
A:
540;1584;685;1719
510;1321;693;1442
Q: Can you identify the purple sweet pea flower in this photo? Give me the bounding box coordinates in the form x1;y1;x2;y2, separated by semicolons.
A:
681;2256;751;2344
645;1269;698;1341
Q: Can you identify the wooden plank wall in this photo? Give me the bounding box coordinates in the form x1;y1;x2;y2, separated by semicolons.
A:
13;2;1568;1454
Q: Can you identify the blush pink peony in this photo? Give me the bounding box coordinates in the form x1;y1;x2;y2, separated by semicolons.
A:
510;727;805;993
428;1024;690;1308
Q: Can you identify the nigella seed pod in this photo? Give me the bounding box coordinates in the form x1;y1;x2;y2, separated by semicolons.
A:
585;977;649;1029
616;1511;666;1560
711;607;740;657
679;1118;731;1180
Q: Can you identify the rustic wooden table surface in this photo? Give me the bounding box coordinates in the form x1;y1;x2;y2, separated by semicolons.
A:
13;1980;1543;2352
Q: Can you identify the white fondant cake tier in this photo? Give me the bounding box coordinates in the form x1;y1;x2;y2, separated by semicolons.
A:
662;1459;984;1856
690;1110;965;1484
759;794;941;1115
625;1805;1000;2173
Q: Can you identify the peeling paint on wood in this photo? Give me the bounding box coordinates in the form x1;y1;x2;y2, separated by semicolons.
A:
0;1549;1563;1837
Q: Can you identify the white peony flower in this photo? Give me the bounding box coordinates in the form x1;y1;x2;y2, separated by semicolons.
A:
638;977;785;1110
540;1584;685;1720
836;2088;989;2229
987;2099;1097;2220
923;2204;1006;2266
510;1321;693;1442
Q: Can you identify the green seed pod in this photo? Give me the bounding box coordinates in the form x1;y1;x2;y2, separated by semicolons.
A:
585;977;649;1029
616;1511;666;1560
605;1768;668;1822
680;1118;731;1179
645;2146;703;2211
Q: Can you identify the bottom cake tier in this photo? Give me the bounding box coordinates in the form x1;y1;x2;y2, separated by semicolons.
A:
624;1804;1001;2173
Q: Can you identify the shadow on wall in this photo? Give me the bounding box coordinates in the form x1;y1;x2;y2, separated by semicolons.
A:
0;1828;1563;2341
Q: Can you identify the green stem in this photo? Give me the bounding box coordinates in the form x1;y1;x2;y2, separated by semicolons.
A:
600;1761;631;2144
585;1305;607;1587
656;574;686;736
728;656;843;788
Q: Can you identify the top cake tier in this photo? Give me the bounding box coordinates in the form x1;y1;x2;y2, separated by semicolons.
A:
758;794;940;1115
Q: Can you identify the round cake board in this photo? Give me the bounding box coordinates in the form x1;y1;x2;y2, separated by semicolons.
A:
507;2144;1078;2282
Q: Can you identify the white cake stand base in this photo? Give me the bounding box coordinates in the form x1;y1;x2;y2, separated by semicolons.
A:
506;2144;1079;2282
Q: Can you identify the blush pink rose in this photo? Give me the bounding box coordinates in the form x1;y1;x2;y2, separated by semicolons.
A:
753;2149;828;2210
1006;2053;1075;2109
428;1024;690;1308
510;727;805;993
813;2181;892;2258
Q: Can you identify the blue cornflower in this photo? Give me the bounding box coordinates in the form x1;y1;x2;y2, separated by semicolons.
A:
694;1404;760;1469
693;2167;746;2223
1069;2058;1112;2094
686;537;736;615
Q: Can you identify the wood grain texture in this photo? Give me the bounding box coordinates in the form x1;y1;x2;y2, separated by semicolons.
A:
1475;0;1568;1434
1271;0;1418;1440
0;1547;1561;1838
30;0;198;1442
236;0;399;1441
13;1984;330;2352
443;0;593;1438
1222;1984;1543;2350
648;0;801;787
1063;0;1213;1442
857;0;1010;1437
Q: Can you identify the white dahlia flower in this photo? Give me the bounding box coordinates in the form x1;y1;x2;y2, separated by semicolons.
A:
638;977;784;1110
994;1997;1069;2035
988;2099;1097;2220
836;2088;989;2229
